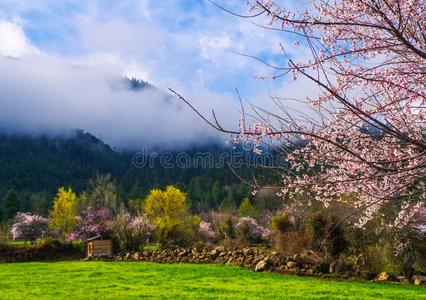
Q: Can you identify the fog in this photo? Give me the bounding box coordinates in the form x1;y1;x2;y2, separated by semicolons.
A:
0;54;241;150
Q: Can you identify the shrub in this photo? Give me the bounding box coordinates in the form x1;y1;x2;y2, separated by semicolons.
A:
144;186;200;246
308;211;349;257
10;213;49;243
308;212;328;248
221;216;236;239
362;244;395;275
271;215;293;233
0;238;84;262
238;198;259;219
68;207;112;241
333;255;356;276
111;210;155;251
235;217;271;245
274;231;312;255
198;221;216;242
392;228;422;282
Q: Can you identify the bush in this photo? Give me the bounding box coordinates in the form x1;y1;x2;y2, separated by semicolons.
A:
331;255;357;277
221;216;236;239
0;238;84;262
234;217;271;245
238;198;259;219
308;211;349;257
10;213;49;243
392;229;422;282
157;215;200;247
144;186;200;247
111;210;155;251
274;231;312;255
361;244;395;275
68;207;112;241
198;221;216;242
271;215;293;233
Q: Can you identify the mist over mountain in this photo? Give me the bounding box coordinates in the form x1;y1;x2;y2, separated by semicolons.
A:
0;55;237;150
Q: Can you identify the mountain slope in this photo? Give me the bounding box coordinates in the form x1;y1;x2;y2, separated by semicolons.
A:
0;130;263;216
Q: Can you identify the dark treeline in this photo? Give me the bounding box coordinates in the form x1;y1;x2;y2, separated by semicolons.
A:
0;130;280;222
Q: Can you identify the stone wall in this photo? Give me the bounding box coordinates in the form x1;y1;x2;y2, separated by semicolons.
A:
88;246;328;275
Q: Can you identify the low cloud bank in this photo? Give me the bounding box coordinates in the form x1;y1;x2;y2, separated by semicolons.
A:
0;54;237;149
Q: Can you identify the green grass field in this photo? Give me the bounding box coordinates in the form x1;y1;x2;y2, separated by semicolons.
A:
0;261;424;299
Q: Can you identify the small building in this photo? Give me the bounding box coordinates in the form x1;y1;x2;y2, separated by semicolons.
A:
86;235;113;257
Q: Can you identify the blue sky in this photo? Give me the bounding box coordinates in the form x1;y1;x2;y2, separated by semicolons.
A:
0;0;315;148
0;0;288;95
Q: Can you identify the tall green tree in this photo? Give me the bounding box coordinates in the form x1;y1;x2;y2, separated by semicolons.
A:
86;174;118;211
49;187;78;237
1;189;20;221
144;186;199;246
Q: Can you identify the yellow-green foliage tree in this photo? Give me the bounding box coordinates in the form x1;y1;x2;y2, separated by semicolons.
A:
144;186;199;246
49;187;78;237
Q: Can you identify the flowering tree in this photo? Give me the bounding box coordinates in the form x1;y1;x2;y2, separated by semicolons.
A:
11;213;49;243
235;217;271;243
110;210;155;251
173;0;426;231
67;207;112;241
198;221;216;241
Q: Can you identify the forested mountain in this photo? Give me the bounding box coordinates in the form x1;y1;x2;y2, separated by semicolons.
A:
0;130;280;220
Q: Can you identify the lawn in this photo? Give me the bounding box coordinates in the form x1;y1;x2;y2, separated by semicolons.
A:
0;261;424;299
5;240;29;246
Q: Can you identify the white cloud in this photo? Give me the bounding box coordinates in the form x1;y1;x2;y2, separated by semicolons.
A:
199;35;231;62
0;2;322;149
0;53;229;149
0;20;36;57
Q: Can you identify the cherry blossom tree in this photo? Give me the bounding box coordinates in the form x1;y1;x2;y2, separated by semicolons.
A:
67;207;112;241
11;213;49;243
171;0;425;230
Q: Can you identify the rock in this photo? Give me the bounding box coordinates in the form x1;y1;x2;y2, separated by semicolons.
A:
124;253;131;260
329;261;336;274
255;260;268;272
286;261;297;269
209;249;218;259
414;278;423;285
312;262;329;274
214;246;225;252
377;272;398;282
243;248;253;256
293;254;300;260
133;252;140;260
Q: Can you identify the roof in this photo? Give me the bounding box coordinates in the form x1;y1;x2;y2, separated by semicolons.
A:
86;235;102;242
418;225;426;234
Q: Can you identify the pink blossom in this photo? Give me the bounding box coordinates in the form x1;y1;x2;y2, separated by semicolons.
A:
11;212;49;242
234;0;426;229
199;221;216;240
235;217;271;241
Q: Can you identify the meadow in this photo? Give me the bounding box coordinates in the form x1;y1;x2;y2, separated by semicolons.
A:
0;261;424;299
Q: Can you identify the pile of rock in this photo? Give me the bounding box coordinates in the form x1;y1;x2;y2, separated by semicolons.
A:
88;246;326;275
85;246;425;284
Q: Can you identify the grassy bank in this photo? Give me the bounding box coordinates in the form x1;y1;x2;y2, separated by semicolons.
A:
0;261;424;299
